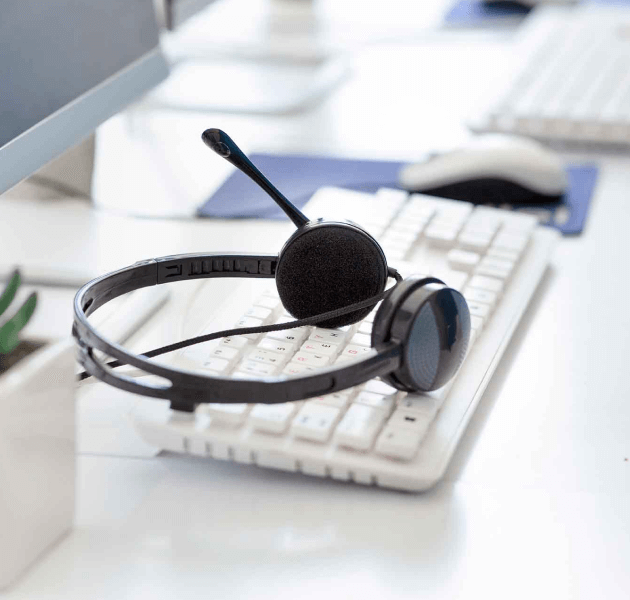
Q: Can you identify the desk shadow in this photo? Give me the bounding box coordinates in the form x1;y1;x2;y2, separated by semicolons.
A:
126;451;468;591
444;265;557;482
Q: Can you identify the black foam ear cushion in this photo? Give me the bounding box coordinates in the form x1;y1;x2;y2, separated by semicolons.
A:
275;222;387;329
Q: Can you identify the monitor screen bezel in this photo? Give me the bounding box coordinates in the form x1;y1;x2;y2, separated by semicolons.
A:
0;48;168;196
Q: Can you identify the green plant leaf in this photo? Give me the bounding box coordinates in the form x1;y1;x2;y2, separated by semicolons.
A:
0;269;20;319
0;292;37;355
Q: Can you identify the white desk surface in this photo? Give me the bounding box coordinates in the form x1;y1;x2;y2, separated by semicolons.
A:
2;19;630;600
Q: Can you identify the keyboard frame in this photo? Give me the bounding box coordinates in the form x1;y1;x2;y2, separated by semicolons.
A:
130;225;558;492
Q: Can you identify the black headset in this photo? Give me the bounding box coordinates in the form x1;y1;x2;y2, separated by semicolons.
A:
73;129;471;413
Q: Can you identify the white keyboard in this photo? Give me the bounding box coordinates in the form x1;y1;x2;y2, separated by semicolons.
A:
130;187;558;491
471;6;630;147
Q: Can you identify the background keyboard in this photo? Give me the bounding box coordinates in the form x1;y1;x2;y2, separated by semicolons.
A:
470;6;630;147
131;187;558;491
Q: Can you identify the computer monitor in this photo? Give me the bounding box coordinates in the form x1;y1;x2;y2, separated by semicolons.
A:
0;0;169;196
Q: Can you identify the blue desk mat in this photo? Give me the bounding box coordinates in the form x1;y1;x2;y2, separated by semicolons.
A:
444;0;630;27
197;154;598;235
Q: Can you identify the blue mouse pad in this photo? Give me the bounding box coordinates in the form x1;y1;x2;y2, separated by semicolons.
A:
196;154;598;235
444;0;630;27
443;1;530;27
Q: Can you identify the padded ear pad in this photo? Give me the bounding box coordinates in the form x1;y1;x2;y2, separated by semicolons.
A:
372;278;470;392
275;220;387;329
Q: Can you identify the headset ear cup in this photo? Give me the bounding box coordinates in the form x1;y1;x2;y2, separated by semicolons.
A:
276;221;388;329
371;277;444;391
372;277;470;392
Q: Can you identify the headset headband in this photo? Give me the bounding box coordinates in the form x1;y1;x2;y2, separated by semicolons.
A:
73;253;403;412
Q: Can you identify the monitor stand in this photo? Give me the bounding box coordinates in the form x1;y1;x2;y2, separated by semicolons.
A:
3;135;95;202
154;0;349;115
0;134;103;287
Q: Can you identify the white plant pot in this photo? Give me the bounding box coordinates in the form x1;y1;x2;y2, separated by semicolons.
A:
0;339;75;589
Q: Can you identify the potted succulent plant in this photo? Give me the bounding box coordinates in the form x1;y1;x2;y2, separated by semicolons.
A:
0;270;76;589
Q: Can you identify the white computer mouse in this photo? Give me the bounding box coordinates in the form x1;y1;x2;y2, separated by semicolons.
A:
398;134;568;204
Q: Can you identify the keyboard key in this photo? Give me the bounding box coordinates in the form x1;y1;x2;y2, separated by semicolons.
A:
439;269;468;293
397;395;441;420
447;249;481;271
349;332;371;347
387;219;424;235
249;403;297;434
375;426;423;461
354;390;396;414
201;403;251;425
376;187;409;208
234;316;264;340
404;194;436;219
282;363;316;376
275;314;296;323
206;345;240;367
464;216;501;237
457;232;493;252
467;329;477;353
334;403;387;451
486;246;521;262
424;225;459;247
309;327;351;343
257;337;297;356
201;356;231;374
267;327;310;345
234;359;278;376
244;306;274;322
493;232;529;253
475;265;511;281
220;336;250;350
463;287;498;310
292;351;330;367
307;392;350;409
358;321;372;335
300;340;340;357
246;348;289;367
470;315;484;332
466;302;491;319
338;344;372;362
388;409;432;437
291;404;340;442
381;230;417;248
481;256;515;273
254;295;282;311
468;275;504;295
431;197;473;221
363;309;378;324
182;341;217;363
363;379;398;396
381;244;409;261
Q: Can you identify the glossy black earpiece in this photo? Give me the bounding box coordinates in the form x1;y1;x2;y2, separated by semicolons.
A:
372;278;470;392
203;129;388;329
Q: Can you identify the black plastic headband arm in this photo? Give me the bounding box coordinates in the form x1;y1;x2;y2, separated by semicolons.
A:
77;253;279;317
78;283;397;379
73;254;403;412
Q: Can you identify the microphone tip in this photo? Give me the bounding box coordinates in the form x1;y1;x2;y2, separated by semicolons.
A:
202;129;230;157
